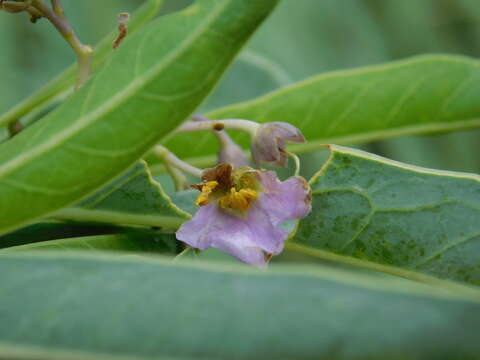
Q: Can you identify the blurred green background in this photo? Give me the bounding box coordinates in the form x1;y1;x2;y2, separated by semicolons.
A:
1;0;479;173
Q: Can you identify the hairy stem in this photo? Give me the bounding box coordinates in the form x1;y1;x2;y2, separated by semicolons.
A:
178;118;259;137
158;153;189;191
154;145;203;178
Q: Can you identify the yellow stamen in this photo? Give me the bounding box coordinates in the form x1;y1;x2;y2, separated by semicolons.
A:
195;181;218;206
219;187;258;211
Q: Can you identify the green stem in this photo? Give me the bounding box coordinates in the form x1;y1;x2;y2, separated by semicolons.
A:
154;145;203;178
286;151;301;176
163;159;189;192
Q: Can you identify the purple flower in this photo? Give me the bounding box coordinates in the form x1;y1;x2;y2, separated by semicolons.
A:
251;122;305;167
176;164;311;267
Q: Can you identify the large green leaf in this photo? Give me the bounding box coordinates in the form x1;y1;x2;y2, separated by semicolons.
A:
54;161;189;228
0;0;165;127
0;0;278;235
201;50;291;112
1;252;480;359
162;55;480;166
291;145;480;286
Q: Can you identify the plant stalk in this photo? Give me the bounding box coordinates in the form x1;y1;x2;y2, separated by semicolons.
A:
32;0;92;89
154;145;203;178
178;118;259;137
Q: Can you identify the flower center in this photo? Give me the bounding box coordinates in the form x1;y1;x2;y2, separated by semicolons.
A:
195;181;258;211
219;188;257;211
193;164;261;212
195;181;218;206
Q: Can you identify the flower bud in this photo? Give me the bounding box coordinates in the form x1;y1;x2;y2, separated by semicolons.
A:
251;122;305;167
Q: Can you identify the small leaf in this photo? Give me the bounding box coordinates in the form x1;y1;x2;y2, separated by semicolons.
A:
0;0;278;235
0;252;479;359
168;189;198;216
292;145;480;286
163;55;480;166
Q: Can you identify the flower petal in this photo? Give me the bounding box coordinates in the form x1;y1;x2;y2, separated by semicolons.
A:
175;204;218;251
176;203;287;267
257;171;312;225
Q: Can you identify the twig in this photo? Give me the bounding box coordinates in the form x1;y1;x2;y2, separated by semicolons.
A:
154;145;203;178
50;0;63;17
31;0;92;89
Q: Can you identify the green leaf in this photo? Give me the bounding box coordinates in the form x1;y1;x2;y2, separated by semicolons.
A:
162;55;480;166
0;0;165;127
291;145;480;286
168;189;198;216
0;0;278;235
1;252;480;359
1;233;177;254
54;161;189;229
201;50;291;111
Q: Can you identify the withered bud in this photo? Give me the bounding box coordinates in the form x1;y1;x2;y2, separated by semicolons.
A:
113;12;130;49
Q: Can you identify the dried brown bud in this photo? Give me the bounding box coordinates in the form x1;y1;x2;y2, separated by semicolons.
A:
113;12;130;49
